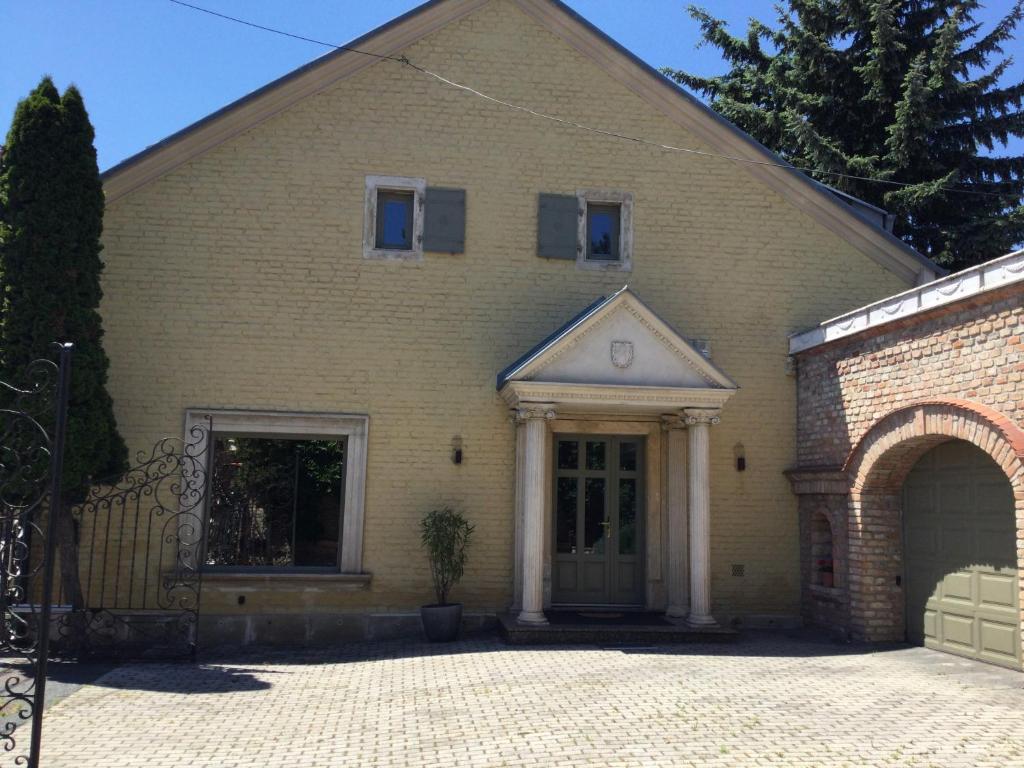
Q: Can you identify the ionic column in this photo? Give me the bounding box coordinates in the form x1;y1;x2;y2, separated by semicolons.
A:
685;408;720;627
661;415;688;618
515;405;555;625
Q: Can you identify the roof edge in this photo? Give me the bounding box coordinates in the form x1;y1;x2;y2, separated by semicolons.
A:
103;0;943;286
515;0;942;284
789;248;1024;354
496;291;611;388
101;0;489;201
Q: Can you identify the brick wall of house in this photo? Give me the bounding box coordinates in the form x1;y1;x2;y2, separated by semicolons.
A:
792;282;1024;648
795;285;1022;469
99;0;911;627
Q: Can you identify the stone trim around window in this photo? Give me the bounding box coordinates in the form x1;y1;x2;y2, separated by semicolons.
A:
363;175;426;261
184;409;370;574
576;189;634;272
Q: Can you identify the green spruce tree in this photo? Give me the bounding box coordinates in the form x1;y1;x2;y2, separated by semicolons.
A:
0;77;128;606
664;0;1024;271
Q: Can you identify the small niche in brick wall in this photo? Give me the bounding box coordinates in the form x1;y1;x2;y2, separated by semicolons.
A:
811;512;836;588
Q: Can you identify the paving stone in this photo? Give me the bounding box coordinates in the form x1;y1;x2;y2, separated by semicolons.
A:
22;633;1024;767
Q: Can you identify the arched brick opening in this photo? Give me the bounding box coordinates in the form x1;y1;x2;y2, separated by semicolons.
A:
842;399;1024;644
810;510;836;588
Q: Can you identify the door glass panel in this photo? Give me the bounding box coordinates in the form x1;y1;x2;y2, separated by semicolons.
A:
619;442;637;472
583;478;606;554
555;477;578;554
557;440;579;471
618;478;637;555
585;441;606;471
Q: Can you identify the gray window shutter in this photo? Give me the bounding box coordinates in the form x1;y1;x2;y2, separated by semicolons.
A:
537;193;579;259
423;187;466;253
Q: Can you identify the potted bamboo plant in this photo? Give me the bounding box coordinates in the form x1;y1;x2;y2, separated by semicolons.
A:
420;507;474;642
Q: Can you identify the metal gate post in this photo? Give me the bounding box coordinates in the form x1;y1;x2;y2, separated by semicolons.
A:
191;415;213;661
27;343;73;768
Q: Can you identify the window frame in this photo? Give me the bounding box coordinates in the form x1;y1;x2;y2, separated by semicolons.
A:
576;189;633;272
364;175;426;261
375;189;416;251
186;409;369;575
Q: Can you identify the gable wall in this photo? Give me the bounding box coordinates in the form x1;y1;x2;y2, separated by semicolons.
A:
100;0;909;622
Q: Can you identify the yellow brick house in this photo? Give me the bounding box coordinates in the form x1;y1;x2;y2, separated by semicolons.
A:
97;0;941;645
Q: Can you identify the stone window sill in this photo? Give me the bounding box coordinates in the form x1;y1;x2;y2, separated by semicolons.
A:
201;572;372;590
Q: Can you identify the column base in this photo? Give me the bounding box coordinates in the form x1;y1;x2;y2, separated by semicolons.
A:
665;605;689;619
517;609;548;625
686;613;718;628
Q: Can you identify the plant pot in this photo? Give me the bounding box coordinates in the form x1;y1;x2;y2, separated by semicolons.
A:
820;572;834;588
420;603;463;642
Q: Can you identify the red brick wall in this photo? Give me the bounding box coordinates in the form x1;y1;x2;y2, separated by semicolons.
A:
792;283;1024;648
796;284;1023;470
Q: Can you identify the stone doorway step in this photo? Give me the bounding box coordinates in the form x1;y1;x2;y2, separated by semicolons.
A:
497;611;738;645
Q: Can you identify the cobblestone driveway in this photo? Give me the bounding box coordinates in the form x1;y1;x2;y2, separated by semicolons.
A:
30;633;1024;767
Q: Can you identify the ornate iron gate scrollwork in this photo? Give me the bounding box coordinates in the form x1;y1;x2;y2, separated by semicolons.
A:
59;420;211;659
0;347;72;768
0;346;210;764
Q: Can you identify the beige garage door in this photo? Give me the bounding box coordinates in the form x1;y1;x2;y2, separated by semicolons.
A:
903;441;1020;669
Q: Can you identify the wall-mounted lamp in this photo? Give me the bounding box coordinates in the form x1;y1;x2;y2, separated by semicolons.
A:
452;436;463;465
734;442;746;472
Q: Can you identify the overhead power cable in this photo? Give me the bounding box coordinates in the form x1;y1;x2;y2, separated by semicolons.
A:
168;0;1016;199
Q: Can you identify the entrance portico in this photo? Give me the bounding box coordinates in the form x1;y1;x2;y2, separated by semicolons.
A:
498;287;737;627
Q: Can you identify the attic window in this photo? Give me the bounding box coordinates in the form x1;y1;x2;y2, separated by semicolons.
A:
364;175;425;260
577;190;633;271
376;190;414;250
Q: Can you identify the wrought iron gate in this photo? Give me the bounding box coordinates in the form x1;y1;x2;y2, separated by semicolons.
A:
0;346;72;767
57;419;212;659
0;346;212;765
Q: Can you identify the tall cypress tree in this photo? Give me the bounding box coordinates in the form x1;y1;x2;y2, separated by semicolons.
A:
0;77;128;605
664;0;1024;271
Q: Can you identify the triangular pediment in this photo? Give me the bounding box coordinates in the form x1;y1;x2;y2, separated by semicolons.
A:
498;288;737;391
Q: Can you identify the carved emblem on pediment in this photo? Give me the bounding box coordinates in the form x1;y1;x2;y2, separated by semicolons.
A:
610;340;634;369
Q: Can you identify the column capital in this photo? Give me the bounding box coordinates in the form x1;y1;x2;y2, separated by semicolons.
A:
683;408;721;427
660;413;687;431
512;405;557;424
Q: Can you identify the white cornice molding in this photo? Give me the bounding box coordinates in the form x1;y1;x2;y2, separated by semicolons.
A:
499;380;735;413
789;248;1024;354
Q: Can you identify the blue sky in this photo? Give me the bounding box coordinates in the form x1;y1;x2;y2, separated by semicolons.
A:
2;0;1022;171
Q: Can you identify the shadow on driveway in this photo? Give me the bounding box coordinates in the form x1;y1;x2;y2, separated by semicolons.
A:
21;627;1022;699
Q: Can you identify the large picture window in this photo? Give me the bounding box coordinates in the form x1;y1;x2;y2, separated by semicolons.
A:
207;436;346;569
186;410;369;574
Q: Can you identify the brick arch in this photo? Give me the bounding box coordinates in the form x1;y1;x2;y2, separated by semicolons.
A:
840;398;1024;644
845;398;1024;495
